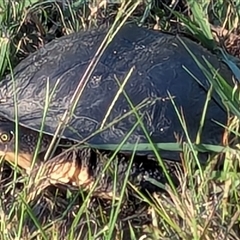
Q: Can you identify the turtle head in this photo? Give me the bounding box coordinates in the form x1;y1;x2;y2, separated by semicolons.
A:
0;118;51;172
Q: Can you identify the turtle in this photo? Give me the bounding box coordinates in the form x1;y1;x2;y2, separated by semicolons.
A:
0;23;235;200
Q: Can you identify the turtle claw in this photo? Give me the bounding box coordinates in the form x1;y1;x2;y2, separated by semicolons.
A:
26;178;50;203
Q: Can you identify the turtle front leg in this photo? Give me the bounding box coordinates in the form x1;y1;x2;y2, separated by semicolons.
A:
27;147;180;202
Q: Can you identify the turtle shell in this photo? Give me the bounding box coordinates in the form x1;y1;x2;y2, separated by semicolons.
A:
0;24;234;161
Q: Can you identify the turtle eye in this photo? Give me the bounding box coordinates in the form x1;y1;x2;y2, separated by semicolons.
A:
0;132;12;142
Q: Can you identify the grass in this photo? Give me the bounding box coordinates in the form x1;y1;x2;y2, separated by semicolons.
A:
1;0;240;239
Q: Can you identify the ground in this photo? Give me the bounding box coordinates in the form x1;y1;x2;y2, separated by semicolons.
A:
0;0;240;239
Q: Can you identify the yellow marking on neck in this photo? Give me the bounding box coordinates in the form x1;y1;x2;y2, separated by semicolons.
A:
0;151;34;172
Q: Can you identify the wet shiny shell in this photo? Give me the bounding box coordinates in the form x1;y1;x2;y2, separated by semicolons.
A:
0;24;233;161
